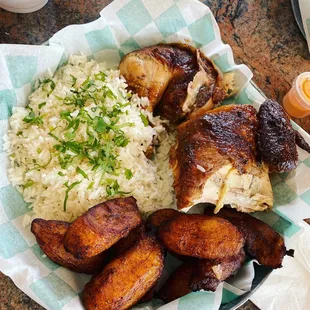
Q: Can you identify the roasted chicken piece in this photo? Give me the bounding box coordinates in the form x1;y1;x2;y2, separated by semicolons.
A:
158;262;194;303
83;232;164;310
257;99;310;172
170;104;273;212
158;214;245;260
64;197;142;259
119;43;234;123
31;219;107;274
205;207;286;268
189;250;246;292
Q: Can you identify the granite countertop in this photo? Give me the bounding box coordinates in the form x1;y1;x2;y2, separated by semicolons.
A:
0;0;309;309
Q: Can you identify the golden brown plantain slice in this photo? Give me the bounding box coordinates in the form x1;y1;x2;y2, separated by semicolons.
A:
64;197;142;259
205;207;286;268
189;250;246;292
139;283;158;303
111;225;145;258
146;208;180;230
158;214;245;260
158;262;194;303
31;219;107;274
83;233;164;310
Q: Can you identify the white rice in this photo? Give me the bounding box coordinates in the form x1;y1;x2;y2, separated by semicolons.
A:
3;55;176;226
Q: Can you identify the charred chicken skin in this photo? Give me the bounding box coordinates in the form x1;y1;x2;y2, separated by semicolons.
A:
170;104;273;212
257;99;310;173
119;43;232;123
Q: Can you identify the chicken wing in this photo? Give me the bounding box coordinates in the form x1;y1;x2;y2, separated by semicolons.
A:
31;219;107;274
205;207;286;268
257;99;297;172
170;104;273;212
64;197;142;259
158;214;245;260
189;250;246;292
83;233;164;310
119;44;231;123
257;99;310;173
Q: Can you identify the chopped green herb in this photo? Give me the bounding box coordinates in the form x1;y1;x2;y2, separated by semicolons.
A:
76;166;88;179
70;74;77;87
17;131;23;136
106;179;129;197
87;181;95;190
63;181;81;211
58;171;65;176
38;102;46;109
114;134;129;147
48;132;61;142
64;131;76;140
140;112;149;127
94;117;107;133
81;77;95;90
54;95;63;101
42;78;56;94
94;71;106;81
22;180;34;189
125;169;133;180
37;148;42;154
23;111;43;126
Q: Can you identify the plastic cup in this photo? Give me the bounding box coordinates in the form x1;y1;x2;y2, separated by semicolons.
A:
283;72;310;118
0;0;48;13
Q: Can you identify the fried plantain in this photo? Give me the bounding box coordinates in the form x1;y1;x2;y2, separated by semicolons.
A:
111;225;145;258
205;207;286;268
146;208;180;230
158;262;194;303
83;233;164;310
31;219;107;274
189;250;246;292
158;214;245;260
64;197;142;259
139;283;157;303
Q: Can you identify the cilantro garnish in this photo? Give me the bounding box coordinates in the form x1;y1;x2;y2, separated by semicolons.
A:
23;111;43;126
125;169;133;180
140;112;149;127
63;181;81;211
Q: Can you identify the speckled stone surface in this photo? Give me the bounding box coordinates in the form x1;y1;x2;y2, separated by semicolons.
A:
0;0;309;309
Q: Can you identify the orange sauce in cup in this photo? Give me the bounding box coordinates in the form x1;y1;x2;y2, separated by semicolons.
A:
283;73;310;118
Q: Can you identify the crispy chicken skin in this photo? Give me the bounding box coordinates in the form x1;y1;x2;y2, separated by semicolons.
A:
189;250;246;292
158;214;245;260
295;131;310;153
83;233;164;310
205;207;286;268
64;197;142;259
257;99;298;172
119;43;227;123
257;99;310;173
158;262;194;303
170;104;273;212
31;219;107;274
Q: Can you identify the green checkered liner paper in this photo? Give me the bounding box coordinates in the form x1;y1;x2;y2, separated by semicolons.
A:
0;0;310;309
